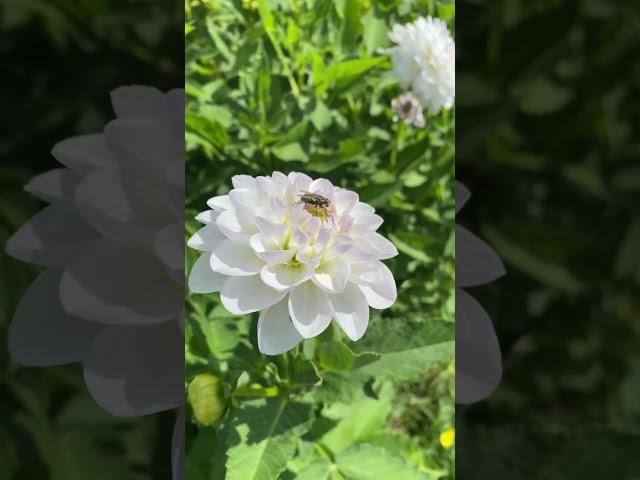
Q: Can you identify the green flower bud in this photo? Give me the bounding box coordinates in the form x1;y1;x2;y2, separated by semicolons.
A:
188;374;226;425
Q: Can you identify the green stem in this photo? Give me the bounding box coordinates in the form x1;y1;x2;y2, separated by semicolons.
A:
389;121;405;171
314;442;336;462
232;386;280;397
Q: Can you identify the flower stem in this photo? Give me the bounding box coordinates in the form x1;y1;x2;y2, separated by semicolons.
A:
389;121;405;171
232;386;280;397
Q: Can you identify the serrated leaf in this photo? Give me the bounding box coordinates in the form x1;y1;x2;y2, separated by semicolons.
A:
225;399;314;480
297;444;425;480
352;317;454;381
321;399;391;452
336;444;426;480
289;356;322;388
317;341;355;372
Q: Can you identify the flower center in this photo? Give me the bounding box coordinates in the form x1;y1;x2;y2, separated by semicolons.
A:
303;203;331;220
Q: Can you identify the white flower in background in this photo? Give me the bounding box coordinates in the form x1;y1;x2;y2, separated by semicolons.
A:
188;172;398;355
392;92;426;127
386;16;455;114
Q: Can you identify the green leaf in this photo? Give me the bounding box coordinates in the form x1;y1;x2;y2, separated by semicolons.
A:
362;11;389;54
272;142;308;162
483;226;586;294
512;76;573;115
389;233;432;263
225;398;314;480
317;341;355;372
310;101;333;132
289;356;322;388
336;444;426;480
321;399;392;452
316;57;387;95
186;112;230;148
352;317;454;381
297;444;425;480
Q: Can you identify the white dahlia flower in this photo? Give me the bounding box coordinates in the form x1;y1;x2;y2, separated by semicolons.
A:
386;16;455;114
188;172;398;355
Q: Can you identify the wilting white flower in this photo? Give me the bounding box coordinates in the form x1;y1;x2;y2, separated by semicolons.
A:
392;92;426;127
386;16;455;114
188;172;398;355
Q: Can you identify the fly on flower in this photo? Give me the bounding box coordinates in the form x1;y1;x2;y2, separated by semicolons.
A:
187;172;399;356
297;191;333;220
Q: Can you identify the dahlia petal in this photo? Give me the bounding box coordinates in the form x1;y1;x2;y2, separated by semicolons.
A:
187;223;226;251
207;195;232;211
153;222;184;278
220;275;285;315
110;85;168;119
456;288;502;404
105;117;177;170
288;282;333;338
255;216;288;239
330;282;369;341
8;268;103;366
83;320;183;416
257;298;303;355
456;225;505;287
164;160;184;220
261;262;314;292
249;233;278;253
210;239;264;276
288;171;312;191
229;188;258;210
257;249;295;265
232;202;260;236
24;168;80;204
195;209;217;224
312;257;351;294
172;407;185;480
334;190;358;215
167;89;186;134
352;212;384;233
60;237;181;325
74;167;168;246
271;171;288;186
325;235;354;258
188;253;226;293
351;261;397;309
5;204;96;267
342;237;379;263
308;178;335;201
231;174;256;189
354;202;375;214
368;232;399;259
51;134;115;173
216;208;250;243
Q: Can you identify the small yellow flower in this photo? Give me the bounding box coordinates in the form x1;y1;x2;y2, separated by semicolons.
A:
439;427;455;448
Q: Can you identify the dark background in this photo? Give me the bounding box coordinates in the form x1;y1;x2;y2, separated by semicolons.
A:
0;1;181;478
457;0;640;478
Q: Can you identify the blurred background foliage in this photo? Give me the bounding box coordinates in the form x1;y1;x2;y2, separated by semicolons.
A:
185;0;455;479
457;0;640;477
0;1;181;478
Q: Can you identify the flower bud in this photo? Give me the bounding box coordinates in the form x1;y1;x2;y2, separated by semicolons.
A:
188;374;226;425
